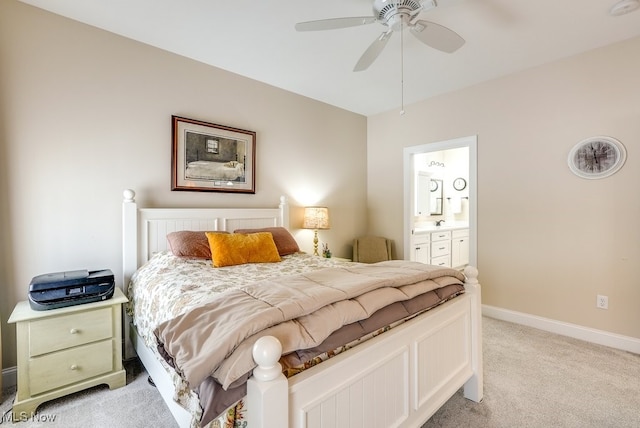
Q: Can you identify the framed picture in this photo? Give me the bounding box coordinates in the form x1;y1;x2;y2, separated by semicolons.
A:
171;116;256;193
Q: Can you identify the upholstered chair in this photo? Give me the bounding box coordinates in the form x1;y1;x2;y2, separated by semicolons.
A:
352;236;393;263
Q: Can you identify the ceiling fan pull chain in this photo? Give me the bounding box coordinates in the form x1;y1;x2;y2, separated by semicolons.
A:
400;20;405;115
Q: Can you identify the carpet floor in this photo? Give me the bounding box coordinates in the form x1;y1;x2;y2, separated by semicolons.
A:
1;358;175;427
422;317;640;428
2;316;639;427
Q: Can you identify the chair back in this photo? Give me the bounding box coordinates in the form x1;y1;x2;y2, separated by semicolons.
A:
352;236;393;263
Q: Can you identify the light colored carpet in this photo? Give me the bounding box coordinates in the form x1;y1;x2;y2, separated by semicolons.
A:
1;359;176;427
422;317;640;428
2;317;639;427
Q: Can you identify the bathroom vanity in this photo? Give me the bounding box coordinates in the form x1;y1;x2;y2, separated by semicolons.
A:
410;223;469;269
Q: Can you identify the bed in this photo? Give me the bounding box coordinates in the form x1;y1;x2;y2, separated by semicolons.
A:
121;189;483;428
185;160;245;181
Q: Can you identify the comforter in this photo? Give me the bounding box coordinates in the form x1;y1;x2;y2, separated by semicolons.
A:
154;260;465;392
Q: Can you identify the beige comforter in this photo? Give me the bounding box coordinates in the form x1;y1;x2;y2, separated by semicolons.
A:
154;260;465;391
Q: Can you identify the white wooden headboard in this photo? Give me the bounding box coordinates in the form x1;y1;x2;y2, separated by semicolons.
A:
122;189;289;288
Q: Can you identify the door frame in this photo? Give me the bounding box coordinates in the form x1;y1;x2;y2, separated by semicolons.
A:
402;135;478;267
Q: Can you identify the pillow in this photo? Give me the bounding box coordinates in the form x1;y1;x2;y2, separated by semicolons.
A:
166;231;228;258
233;227;300;256
206;232;281;267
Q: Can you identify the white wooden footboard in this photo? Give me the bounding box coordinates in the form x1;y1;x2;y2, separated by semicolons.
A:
249;267;483;428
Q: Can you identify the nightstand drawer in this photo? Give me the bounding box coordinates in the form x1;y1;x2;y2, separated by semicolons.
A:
29;340;114;395
29;307;113;356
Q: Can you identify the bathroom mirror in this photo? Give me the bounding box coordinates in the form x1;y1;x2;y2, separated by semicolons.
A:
430;179;443;215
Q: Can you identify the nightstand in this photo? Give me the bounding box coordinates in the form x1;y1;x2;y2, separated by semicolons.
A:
8;287;128;417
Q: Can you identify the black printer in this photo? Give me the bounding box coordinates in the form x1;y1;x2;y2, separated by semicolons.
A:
28;269;115;311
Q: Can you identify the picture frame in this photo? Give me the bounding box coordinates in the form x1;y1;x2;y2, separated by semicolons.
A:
171;116;256;193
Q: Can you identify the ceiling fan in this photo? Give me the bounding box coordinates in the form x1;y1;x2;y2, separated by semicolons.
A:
295;0;465;72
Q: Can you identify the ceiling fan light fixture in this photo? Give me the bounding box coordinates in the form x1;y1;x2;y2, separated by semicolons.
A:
609;0;640;16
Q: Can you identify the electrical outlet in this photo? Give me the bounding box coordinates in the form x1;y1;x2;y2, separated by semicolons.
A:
597;295;609;309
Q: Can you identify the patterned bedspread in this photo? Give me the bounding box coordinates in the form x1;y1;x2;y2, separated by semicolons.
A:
126;251;357;427
127;251;355;348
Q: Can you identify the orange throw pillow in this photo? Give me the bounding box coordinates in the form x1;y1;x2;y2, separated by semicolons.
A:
206;232;281;267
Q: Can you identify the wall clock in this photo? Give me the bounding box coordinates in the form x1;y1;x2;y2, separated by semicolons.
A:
453;177;467;191
430;180;439;191
567;136;626;179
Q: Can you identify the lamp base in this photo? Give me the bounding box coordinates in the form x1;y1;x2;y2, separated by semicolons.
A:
313;229;319;256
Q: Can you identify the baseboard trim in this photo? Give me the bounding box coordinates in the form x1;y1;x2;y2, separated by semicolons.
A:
2;366;17;391
483;304;640;354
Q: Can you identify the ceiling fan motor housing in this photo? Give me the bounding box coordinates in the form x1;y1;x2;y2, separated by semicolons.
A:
374;0;432;30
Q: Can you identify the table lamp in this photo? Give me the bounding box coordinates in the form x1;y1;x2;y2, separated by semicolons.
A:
302;206;330;256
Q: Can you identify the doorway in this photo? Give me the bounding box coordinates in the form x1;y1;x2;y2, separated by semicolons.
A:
402;135;477;267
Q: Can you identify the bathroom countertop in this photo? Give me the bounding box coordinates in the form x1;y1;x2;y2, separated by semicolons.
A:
413;222;469;233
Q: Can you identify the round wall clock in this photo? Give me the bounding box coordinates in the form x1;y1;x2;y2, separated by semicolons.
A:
430;180;439;192
568;136;626;179
453;177;467;191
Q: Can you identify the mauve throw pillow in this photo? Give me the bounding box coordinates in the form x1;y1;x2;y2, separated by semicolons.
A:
166;231;228;258
233;227;300;256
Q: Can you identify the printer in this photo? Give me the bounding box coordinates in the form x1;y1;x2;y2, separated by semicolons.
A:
28;269;115;311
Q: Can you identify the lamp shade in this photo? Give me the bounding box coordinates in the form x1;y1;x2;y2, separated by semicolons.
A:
303;206;330;230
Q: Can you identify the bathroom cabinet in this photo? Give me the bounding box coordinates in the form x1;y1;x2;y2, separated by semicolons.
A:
411;227;469;269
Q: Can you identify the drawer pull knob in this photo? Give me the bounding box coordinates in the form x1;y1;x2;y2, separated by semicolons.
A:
70;328;79;334
70;364;78;371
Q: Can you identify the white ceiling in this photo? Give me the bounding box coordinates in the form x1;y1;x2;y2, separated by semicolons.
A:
19;0;640;116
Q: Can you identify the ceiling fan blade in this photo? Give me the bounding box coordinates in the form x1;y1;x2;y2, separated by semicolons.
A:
353;31;393;72
295;16;376;31
409;20;465;53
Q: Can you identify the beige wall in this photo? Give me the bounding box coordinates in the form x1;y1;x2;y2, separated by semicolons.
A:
0;1;367;368
368;36;640;339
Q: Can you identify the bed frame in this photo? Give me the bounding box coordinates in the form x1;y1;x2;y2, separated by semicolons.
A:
121;189;483;428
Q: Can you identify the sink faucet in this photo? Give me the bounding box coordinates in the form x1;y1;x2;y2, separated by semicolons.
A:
435;220;445;226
